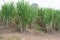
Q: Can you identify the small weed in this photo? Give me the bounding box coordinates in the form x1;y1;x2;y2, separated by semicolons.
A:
8;36;21;40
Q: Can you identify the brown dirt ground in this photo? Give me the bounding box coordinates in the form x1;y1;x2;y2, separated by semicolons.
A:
0;26;60;40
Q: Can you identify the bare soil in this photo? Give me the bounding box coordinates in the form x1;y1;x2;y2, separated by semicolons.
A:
0;26;60;40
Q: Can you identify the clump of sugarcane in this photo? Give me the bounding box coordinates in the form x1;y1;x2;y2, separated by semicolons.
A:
37;8;60;32
16;0;38;32
1;2;16;26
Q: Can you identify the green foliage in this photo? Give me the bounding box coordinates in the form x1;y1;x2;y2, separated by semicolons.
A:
0;0;60;32
37;8;60;32
16;0;38;31
1;2;16;25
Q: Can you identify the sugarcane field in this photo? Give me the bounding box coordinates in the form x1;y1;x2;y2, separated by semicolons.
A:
0;0;60;40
